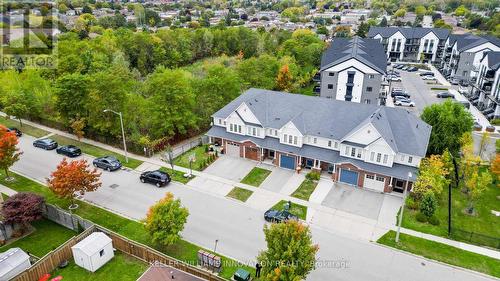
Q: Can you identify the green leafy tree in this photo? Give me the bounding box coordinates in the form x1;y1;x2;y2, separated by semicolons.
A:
420;100;474;155
394;8;406;18
144;67;197;139
454;5;470;17
415;5;427;17
258;220;318;281
144;192;189;246
55;73;90;121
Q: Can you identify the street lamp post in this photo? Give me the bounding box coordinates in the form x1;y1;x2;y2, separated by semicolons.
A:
103;109;128;163
395;172;412;243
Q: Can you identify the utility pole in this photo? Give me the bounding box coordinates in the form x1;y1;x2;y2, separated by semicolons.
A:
396;172;412;243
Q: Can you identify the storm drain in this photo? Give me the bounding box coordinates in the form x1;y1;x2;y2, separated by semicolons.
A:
109;184;119;189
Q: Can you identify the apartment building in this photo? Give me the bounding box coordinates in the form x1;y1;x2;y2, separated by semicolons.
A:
474;52;500;120
319;37;387;105
441;34;500;83
367;27;450;63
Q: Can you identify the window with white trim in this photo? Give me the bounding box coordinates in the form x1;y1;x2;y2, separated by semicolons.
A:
218;119;222;125
283;134;288;142
401;155;405;161
366;174;374;179
274;129;278;136
238;125;242;133
293;136;298;145
328;140;332;147
351;147;356;157
344;146;349;155
376;176;384;182
370;152;375;161
230;124;234;132
334;141;338;148
313;138;317;144
376;153;382;163
408;156;413;163
383;154;388;164
288;135;293;143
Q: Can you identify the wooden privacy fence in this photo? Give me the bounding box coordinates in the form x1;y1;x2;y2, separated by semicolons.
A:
13;224;226;281
96;225;226;281
13;226;95;281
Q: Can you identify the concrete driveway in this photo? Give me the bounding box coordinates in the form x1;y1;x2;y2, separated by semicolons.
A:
259;165;295;193
203;155;256;182
321;183;385;220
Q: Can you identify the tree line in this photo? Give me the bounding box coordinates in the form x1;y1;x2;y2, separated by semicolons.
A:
0;27;325;152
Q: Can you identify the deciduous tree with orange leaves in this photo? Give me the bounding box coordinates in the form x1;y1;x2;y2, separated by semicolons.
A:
0;125;22;180
276;64;293;92
47;158;101;209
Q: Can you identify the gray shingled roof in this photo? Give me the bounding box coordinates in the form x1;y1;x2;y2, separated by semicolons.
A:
207;126;418;181
367;27;450;40
211;89;431;157
320;37;387;74
486;51;500;70
452;34;500;52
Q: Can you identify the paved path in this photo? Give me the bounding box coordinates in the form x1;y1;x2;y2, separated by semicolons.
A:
450;89;492;130
3;116;500;279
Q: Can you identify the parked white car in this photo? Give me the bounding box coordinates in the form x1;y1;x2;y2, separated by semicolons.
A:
394;98;415;107
458;85;469;94
387;75;402;82
422;76;436;80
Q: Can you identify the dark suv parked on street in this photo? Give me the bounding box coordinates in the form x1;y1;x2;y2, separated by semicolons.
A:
140;170;171;187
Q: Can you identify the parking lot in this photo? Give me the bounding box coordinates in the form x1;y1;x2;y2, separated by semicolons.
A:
389;66;450;115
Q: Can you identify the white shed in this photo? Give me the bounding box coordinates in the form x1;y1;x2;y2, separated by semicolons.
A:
0;248;31;281
71;232;114;272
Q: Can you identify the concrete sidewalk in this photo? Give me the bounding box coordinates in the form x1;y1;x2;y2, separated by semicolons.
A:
428;63;451;86
3;113;500;261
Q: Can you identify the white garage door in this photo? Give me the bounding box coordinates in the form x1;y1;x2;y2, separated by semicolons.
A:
363;174;385;192
225;142;240;157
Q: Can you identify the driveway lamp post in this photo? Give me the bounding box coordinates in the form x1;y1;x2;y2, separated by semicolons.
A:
103;109;128;163
395;172;412;243
214;239;218;253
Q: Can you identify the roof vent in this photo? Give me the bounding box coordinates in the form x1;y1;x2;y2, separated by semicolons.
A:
249;102;252;105
255;99;258;102
275;117;280;120
416;124;419;128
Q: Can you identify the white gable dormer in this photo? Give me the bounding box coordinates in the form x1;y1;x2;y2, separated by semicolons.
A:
342;123;381;145
225;110;245;135
280;121;303;147
236;102;261;125
365;137;396;167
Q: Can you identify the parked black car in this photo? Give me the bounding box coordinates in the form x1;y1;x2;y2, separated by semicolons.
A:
313;85;321;93
56;145;82;157
140;170;171;187
437;92;455;99
419;72;434;77
5;127;22;137
93;156;122;171
391;91;411;98
407;66;418;72
264;209;298;223
33;138;58;150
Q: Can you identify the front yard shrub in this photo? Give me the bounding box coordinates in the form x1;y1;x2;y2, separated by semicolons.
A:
429;216;440;226
305;171;320;181
420;192;437;218
406;196;419;210
416;212;428;223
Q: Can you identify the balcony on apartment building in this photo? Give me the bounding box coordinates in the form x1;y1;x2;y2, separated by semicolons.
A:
483;70;496;81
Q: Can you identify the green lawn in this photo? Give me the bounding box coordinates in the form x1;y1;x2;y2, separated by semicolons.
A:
0;116;49;138
51;252;147;281
291;179;318;201
0;219;76;257
271;200;307;220
226;187;253;202
240;167;271;187
378;231;500;278
402;179;500;248
0;171;253;279
174;145;213;171
50;135;143;169
159;167;194;184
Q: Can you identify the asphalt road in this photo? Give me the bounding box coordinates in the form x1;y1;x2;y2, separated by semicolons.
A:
10;134;495;281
